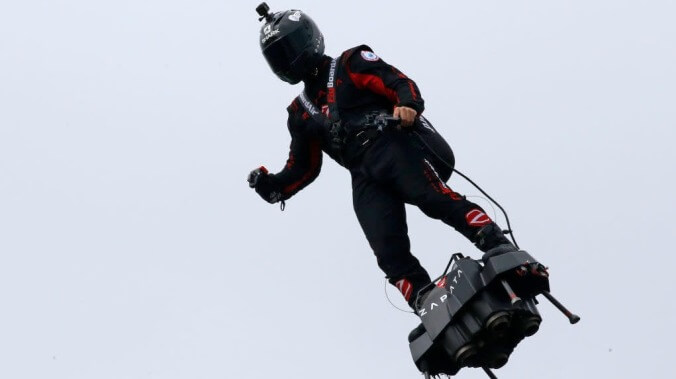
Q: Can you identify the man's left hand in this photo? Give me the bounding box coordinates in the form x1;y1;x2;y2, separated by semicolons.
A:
393;106;418;128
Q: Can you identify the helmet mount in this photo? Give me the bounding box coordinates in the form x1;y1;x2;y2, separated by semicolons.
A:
255;2;274;22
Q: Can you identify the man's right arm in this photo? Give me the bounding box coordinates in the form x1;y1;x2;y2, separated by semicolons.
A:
248;100;323;203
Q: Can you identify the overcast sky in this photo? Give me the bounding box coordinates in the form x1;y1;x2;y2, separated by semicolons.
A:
1;1;675;378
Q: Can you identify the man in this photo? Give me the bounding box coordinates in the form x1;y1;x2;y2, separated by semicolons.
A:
247;4;517;311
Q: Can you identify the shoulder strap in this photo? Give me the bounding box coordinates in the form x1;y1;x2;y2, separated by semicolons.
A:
296;56;342;126
325;46;371;121
326;57;340;123
297;90;326;126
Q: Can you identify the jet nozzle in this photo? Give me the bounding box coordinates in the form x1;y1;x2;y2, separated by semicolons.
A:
454;343;479;367
519;315;542;337
486;352;509;369
485;311;510;335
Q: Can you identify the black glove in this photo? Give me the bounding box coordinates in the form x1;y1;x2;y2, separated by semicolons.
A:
247;166;283;204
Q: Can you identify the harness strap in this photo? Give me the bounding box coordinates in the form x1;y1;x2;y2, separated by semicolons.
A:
294;54;380;165
297;88;345;155
296;56;341;126
298;90;326;127
326;57;340;122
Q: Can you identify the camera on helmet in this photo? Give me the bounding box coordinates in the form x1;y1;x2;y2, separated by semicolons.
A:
256;2;274;22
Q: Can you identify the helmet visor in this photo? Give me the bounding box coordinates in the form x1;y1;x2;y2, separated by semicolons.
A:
262;27;311;83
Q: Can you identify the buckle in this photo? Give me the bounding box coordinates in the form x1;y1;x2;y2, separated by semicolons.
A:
354;130;371;146
355;130;371;146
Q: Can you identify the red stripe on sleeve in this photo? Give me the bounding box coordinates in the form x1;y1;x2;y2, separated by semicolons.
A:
347;71;400;104
407;81;418;101
285;153;295;169
283;139;321;195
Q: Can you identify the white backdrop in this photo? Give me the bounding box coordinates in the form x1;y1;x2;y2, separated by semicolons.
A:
1;1;675;378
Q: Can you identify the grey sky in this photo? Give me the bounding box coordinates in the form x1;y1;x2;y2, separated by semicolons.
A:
1;1;674;378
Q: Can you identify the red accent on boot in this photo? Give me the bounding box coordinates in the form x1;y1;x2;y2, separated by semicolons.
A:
395;279;413;302
465;209;492;227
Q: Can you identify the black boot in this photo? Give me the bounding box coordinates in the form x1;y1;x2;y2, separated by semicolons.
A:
411;285;433;314
408;287;434;342
390;272;433;311
474;223;517;262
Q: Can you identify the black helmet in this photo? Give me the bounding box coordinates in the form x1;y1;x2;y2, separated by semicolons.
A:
256;3;325;84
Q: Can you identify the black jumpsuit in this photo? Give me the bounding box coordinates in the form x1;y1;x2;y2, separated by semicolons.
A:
268;45;498;307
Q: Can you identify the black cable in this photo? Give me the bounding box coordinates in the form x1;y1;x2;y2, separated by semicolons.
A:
451;168;519;249
410;129;520;249
369;117;520;249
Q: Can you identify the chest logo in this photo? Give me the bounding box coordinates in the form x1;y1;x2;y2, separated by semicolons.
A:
360;50;380;62
288;11;302;22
